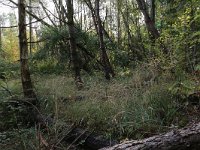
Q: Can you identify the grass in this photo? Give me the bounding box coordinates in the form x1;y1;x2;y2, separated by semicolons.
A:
1;67;197;149
62;79;179;139
0;128;38;150
31;70;183;140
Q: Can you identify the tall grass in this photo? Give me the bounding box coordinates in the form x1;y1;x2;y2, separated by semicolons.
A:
33;68;181;140
0;66;188;144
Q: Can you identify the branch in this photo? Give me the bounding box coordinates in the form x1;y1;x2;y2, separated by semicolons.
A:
0;18;46;28
0;81;12;96
8;0;51;28
39;0;57;27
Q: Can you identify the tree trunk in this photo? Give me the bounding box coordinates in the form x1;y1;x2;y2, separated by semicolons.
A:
101;122;200;150
29;0;33;57
136;0;168;54
121;6;133;54
150;0;155;25
84;0;99;34
116;0;121;48
95;0;115;80
18;0;37;104
150;0;156;45
84;0;115;45
190;2;198;70
0;16;2;50
136;0;159;39
66;0;83;88
0;24;2;50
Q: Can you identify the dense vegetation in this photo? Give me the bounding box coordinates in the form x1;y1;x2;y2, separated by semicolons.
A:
0;0;199;149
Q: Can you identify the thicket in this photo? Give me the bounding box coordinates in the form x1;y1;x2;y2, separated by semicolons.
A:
0;0;200;149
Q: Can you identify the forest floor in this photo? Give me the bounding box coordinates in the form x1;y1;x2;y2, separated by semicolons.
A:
0;72;200;149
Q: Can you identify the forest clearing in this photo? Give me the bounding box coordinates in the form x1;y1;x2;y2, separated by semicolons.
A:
0;0;200;149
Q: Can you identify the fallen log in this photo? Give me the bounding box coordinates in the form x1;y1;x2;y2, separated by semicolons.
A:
36;114;117;149
64;128;117;149
101;122;200;150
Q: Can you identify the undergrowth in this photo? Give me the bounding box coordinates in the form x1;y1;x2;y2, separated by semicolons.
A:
0;66;199;149
32;68;189;140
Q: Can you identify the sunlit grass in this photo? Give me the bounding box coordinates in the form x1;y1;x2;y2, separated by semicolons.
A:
0;66;190;141
31;70;181;140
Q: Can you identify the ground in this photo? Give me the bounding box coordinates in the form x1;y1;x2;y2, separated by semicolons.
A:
0;71;199;149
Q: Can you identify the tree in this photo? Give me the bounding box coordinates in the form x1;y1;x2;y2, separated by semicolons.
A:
116;0;122;48
82;0;115;79
18;0;37;104
29;0;33;57
136;0;168;54
150;0;155;24
95;0;115;80
135;0;159;40
0;15;4;51
66;0;83;88
0;19;2;50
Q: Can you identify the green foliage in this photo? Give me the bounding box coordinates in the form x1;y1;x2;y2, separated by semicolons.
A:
169;72;200;102
0;99;36;131
158;0;200;72
1;0;200;148
169;81;194;99
195;64;200;71
0;55;8;71
0;128;38;150
33;25;100;73
112;50;130;67
31;58;66;74
33;24;127;74
0;56;19;81
34;26;70;61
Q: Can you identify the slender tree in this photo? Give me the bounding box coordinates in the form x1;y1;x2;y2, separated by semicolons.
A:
136;0;159;40
149;0;156;45
150;0;155;24
0;15;2;50
95;0;115;80
18;0;37;104
0;24;2;50
66;0;83;88
136;0;168;54
29;0;33;57
116;0;122;48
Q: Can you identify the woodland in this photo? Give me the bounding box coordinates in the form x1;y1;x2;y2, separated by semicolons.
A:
0;0;200;149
